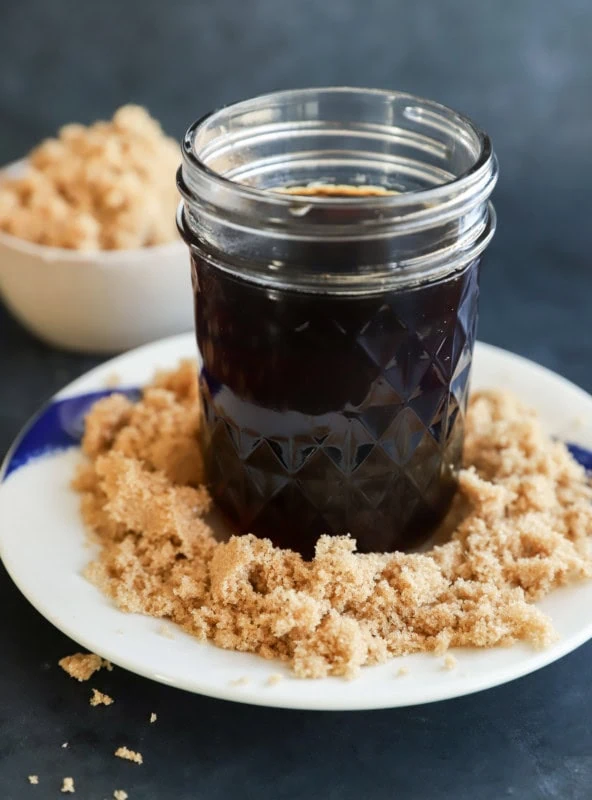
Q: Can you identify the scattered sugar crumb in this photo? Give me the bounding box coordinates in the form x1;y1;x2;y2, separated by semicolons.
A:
157;624;175;640
115;747;143;765
61;742;68;749
266;673;283;686
396;666;409;677
104;660;113;672
433;633;452;657
61;776;75;793
28;775;39;785
90;688;114;706
75;363;592;680
149;712;157;723
59;653;109;682
114;792;128;800
443;654;457;671
104;372;122;388
229;677;249;687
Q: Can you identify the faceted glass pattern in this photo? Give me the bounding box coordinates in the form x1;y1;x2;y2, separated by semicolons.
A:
194;256;480;558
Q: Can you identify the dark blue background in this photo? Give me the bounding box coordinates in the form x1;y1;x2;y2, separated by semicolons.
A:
1;1;591;797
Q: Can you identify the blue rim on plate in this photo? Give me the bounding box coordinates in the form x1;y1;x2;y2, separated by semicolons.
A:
1;388;141;481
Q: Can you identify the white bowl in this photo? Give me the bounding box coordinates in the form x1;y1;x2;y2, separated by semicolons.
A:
0;161;194;353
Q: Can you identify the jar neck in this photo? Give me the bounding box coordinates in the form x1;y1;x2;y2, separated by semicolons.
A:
178;88;498;293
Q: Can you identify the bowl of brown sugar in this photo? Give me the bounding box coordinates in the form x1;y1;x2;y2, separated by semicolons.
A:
0;105;192;353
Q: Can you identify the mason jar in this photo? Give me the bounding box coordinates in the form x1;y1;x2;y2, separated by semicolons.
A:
178;87;498;557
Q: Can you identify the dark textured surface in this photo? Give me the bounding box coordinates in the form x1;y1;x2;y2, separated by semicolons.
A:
1;1;591;797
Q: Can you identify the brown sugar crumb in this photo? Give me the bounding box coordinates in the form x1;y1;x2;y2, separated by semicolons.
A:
90;688;114;706
157;624;176;640
396;666;409;677
61;776;75;793
115;747;143;765
75;363;592;680
59;653;109;682
28;775;39;784
149;712;157;723
114;792;128;800
266;673;283;686
443;654;457;671
229;677;249;687
104;371;122;388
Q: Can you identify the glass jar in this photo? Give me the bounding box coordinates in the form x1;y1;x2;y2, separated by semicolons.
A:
178;88;498;558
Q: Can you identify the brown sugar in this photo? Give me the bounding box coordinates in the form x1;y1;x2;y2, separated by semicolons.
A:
104;371;122;388
114;747;143;765
59;653;109;682
0;105;179;250
90;688;114;706
229;677;249;687
157;624;175;640
74;363;592;679
443;654;457;671
280;184;396;197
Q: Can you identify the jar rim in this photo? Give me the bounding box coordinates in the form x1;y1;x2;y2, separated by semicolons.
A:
178;87;497;293
182;86;494;212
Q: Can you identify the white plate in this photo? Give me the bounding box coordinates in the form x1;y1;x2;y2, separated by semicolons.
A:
1;334;592;711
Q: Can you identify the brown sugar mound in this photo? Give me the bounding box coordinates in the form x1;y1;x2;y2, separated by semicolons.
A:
0;105;179;250
74;363;592;679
